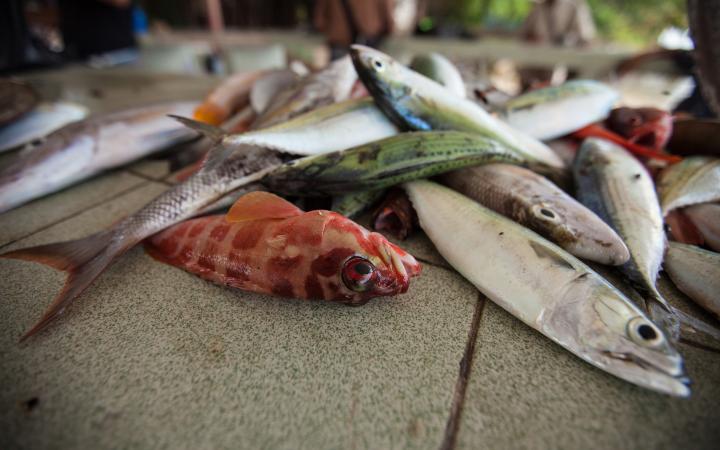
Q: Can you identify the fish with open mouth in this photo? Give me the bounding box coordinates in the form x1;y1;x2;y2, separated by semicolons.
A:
349;45;565;173
0;101;198;213
404;180;689;397
440;164;629;265
145;192;420;304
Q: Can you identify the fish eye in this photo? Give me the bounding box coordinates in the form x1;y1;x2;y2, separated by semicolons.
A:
532;204;559;222
342;256;377;292
372;58;385;71
627;317;664;348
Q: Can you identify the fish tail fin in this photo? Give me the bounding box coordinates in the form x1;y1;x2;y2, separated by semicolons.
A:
674;308;720;349
168;115;227;144
1;230;119;341
645;289;681;342
645;289;720;348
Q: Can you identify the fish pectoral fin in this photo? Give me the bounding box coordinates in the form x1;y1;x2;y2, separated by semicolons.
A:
226;191;304;223
674;307;720;349
168;115;226;143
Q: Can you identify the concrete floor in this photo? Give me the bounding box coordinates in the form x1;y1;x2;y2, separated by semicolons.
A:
1;66;720;450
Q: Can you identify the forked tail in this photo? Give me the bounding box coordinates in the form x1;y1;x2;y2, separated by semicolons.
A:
646;288;720;348
1;230;121;341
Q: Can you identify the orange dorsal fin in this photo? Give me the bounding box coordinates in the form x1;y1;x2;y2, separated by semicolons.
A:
226;192;304;223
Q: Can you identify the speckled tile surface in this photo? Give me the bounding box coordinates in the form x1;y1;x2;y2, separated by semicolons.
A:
0;179;479;450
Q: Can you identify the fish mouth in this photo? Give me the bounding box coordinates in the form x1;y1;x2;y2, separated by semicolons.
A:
602;350;691;397
372;237;421;295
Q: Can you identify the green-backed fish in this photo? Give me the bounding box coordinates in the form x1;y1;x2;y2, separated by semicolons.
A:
499;80;618;140
441;164;629;265
263;130;527;196
349;45;565;172
404;180;689;397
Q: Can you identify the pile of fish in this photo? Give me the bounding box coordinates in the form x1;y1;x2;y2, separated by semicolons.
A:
2;45;719;398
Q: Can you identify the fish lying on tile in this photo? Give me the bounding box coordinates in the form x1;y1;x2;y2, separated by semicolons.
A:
145;192;421;304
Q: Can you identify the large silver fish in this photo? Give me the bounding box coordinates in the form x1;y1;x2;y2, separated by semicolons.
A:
499;80;618;141
349;45;565;172
664;242;720;319
404;180;689;397
440;164;629;265
656;157;720;215
0;101;198;213
409;52;466;98
0;102;89;153
572;138;679;338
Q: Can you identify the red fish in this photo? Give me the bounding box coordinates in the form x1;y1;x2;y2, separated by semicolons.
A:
145;192;421;304
605;107;673;151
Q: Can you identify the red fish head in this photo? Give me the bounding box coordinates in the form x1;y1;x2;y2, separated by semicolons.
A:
310;212;421;305
606;107;673;150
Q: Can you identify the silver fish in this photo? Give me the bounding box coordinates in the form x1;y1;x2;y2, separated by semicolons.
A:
0;101;198;213
665;242;720;319
683;202;720;252
349;45;565;172
409;52;466;98
500;80;618;141
226;98;398;155
573;138;678;338
252;56;357;129
441;164;629;265
0;102;89;153
404;180;689;397
249;69;299;115
656;157;720;215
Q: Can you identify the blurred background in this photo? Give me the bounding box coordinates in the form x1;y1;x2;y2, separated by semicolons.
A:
0;0;706;116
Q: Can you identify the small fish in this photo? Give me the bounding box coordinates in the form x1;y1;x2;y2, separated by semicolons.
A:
683;203;720;252
193;70;268;125
409;52;466;98
605;107;672;150
225;98;398;156
404;180;689;397
145;192;420;304
349;45;565;172
656;157;720;215
441;164;629;265
573;138;683;339
249;69;299;115
0;101;198;213
0;102;89;153
252;56;357;129
501;80;618;141
664;242;720;319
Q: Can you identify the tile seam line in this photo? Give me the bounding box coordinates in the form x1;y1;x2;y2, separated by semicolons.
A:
0;180;154;251
125;169;175;186
439;291;487;450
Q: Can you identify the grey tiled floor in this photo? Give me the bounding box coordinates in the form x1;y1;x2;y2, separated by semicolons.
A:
1;68;719;450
